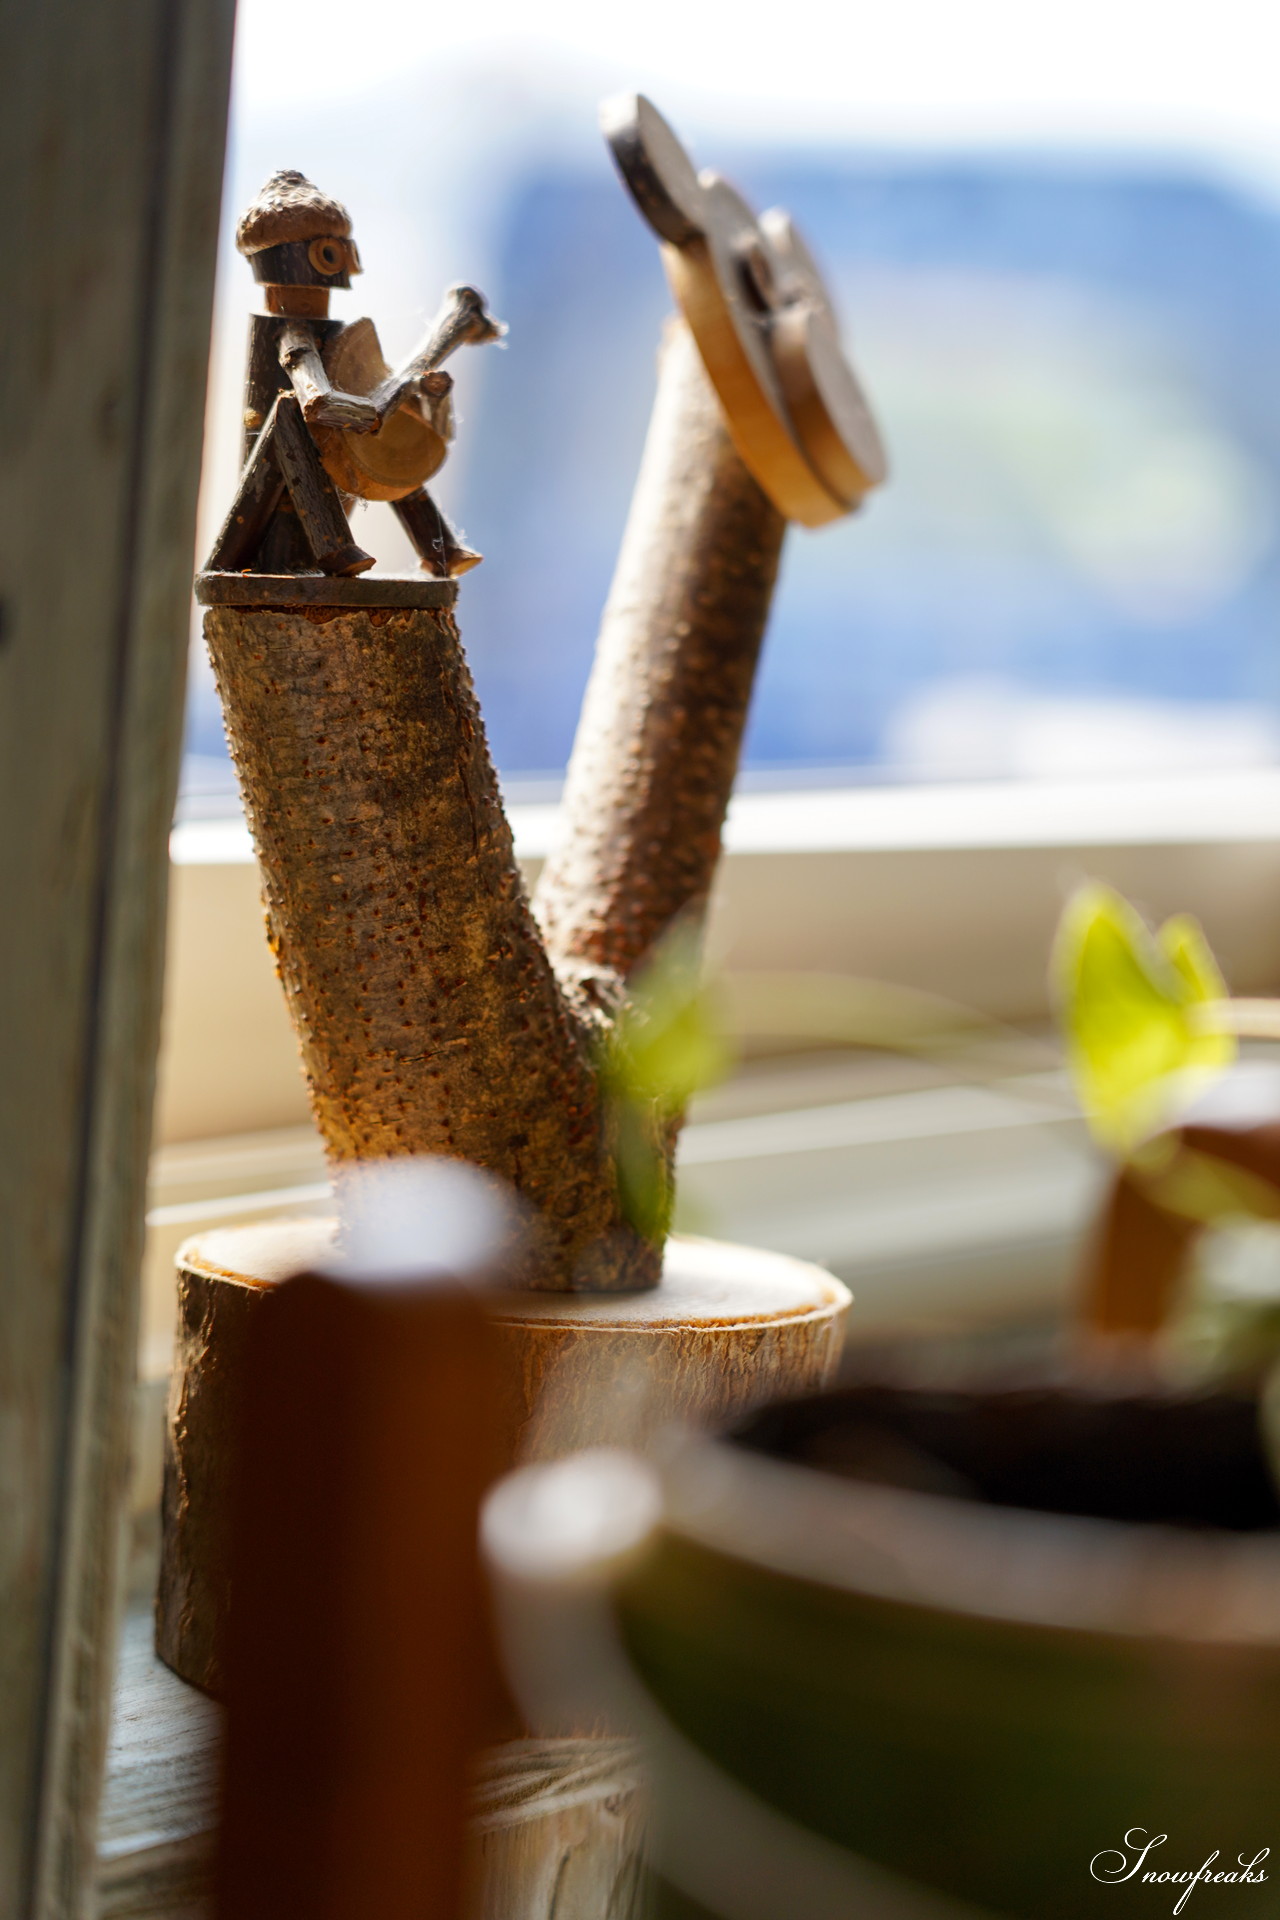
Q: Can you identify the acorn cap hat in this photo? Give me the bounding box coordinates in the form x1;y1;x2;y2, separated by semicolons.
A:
236;169;352;255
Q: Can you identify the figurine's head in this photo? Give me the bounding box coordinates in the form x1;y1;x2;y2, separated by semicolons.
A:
236;170;361;313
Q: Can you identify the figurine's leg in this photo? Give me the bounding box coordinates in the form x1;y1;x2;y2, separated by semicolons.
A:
391;487;481;578
205;399;373;576
273;395;375;576
251;493;315;574
205;418;286;571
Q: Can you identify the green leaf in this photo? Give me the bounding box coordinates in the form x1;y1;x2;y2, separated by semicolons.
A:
601;926;735;1243
1159;914;1233;1080
609;932;733;1111
1054;884;1234;1154
614;989;731;1107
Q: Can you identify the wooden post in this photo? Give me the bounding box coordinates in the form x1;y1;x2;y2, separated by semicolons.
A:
215;1164;510;1920
0;0;233;1912
1079;1120;1280;1341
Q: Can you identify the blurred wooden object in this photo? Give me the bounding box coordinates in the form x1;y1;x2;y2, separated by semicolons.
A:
158;1218;849;1696
1080;1120;1280;1340
214;1206;507;1919
1078;1164;1200;1341
0;1;232;1913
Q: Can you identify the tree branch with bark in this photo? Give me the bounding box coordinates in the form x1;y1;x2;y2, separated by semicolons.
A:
200;98;885;1293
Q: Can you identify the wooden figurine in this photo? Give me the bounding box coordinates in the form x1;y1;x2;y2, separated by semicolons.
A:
161;102;883;1735
208;168;502;580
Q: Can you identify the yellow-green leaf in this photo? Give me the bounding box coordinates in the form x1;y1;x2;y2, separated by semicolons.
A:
1054;884;1234;1154
602;928;735;1243
609;931;734;1110
1158;914;1233;1080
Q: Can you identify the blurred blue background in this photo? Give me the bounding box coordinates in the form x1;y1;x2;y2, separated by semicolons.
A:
182;4;1280;803
455;156;1280;779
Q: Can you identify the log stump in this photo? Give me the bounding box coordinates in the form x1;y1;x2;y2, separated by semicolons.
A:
157;1217;849;1698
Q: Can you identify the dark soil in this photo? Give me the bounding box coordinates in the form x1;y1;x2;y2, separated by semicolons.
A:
731;1377;1280;1531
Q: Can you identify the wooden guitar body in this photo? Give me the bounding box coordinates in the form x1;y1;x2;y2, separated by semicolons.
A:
314;317;448;501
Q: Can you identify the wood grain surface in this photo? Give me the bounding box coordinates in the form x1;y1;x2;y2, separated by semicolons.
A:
99;1612;647;1920
312;316;448;501
97;1613;219;1920
469;1739;646;1920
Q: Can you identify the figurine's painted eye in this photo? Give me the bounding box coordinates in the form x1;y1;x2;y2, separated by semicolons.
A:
308;237;346;276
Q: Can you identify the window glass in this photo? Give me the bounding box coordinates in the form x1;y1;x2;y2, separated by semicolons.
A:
182;12;1280;806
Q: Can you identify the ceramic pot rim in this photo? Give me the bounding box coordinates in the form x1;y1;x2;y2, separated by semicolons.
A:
662;1434;1280;1649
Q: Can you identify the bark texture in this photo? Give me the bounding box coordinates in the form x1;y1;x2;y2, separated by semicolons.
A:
535;322;786;1012
156;1262;266;1698
203;600;650;1291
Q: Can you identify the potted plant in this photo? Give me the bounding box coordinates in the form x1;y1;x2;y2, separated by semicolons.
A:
483;887;1280;1919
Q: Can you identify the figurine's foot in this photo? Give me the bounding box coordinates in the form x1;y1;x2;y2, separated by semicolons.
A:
443;542;482;577
321;543;377;577
392;485;481;579
420;540;482;578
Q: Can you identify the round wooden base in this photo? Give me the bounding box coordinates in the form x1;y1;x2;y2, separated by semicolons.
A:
194;568;458;610
157;1218;848;1697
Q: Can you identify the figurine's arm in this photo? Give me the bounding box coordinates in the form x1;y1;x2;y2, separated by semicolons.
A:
278;323;379;433
369;285;504;424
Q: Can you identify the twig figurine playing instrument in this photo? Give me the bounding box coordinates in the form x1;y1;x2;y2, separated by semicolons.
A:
207;168;503;580
165;102;883;1734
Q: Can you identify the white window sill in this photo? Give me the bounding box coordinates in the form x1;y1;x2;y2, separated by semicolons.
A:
156;771;1280;1156
170;767;1280;865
